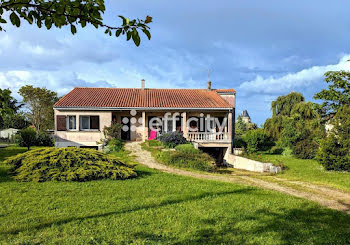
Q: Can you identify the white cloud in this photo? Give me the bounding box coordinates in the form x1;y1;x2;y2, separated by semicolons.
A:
239;54;350;94
0;70;114;99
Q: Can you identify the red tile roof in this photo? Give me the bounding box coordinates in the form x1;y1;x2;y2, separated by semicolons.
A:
54;88;235;109
215;89;236;93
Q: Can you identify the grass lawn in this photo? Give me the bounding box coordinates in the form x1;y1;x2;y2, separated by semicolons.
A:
1;147;350;244
250;153;350;192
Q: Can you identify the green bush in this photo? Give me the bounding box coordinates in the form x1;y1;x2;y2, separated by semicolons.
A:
316;106;350;171
4;147;137;182
293;139;318;159
157;151;215;172
17;127;37;150
104;138;124;153
233;137;246;148
175;144;200;154
36;132;54;147
282;147;293;157
158;131;188;148
317;134;350;171
103;121;123;139
242;129;271;154
269;146;284;155
17;128;54;149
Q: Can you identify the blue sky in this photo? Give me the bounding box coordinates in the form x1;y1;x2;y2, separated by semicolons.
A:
1;0;350;125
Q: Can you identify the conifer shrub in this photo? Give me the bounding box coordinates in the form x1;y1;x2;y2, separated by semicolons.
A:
4;147;137;182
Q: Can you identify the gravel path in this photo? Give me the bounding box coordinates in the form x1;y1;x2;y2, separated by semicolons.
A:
125;141;350;214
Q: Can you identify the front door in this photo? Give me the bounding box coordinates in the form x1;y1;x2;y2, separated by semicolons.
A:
121;116;131;140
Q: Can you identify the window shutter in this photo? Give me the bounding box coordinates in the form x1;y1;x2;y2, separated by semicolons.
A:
57;116;67;131
90;116;100;130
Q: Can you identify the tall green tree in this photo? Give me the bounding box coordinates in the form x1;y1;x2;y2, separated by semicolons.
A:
317;105;350;171
314;70;350;116
265;92;306;140
0;0;152;46
19;85;58;132
264;92;325;158
271;92;304;117
0;88;24;129
235;115;247;137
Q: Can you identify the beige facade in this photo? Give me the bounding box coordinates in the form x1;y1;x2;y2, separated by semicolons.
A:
54;110;112;148
54;109;234;150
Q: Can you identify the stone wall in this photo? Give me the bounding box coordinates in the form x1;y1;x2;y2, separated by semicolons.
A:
224;152;282;174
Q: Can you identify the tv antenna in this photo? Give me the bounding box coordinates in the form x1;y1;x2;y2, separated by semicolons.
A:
206;68;211;81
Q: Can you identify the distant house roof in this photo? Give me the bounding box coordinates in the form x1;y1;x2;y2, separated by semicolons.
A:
242;110;250;118
214;89;236;93
54;87;236;110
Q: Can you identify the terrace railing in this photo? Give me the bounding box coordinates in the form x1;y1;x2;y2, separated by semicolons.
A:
187;132;230;142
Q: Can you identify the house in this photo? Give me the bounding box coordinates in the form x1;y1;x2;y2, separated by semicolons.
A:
53;80;236;160
0;128;19;140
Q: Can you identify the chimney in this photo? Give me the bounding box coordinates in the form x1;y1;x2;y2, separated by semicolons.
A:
141;79;145;89
207;81;212;90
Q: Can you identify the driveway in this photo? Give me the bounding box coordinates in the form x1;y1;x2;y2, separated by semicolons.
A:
125;141;350;214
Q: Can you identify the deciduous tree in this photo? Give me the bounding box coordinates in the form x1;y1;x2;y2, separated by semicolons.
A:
271;92;304;117
317;105;350;171
0;0;152;46
0;88;24;129
19;85;58;132
314;70;350;116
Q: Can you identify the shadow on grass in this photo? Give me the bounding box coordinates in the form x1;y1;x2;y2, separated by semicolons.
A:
2;189;255;235
133;167;154;179
0;166;14;183
133;206;350;244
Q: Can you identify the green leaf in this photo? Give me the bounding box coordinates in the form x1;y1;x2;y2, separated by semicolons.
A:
80;20;86;28
115;29;122;37
0;18;6;24
45;18;52;30
10;12;20;27
118;15;126;25
26;14;33;24
71;25;77;34
142;29;151;40
132;30;140;46
126;31;132;41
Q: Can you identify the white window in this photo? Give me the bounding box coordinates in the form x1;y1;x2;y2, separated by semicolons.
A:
163;119;174;132
80;116;100;131
81;116;90;130
67;116;76;130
